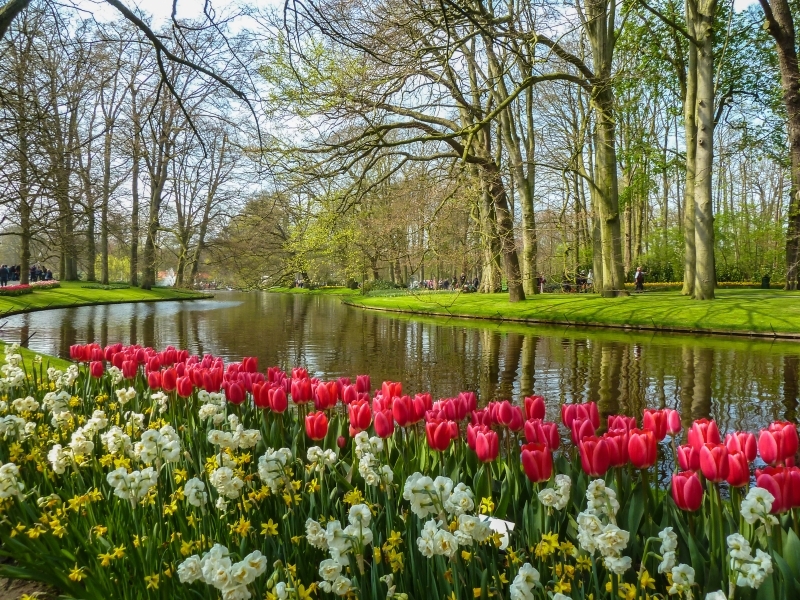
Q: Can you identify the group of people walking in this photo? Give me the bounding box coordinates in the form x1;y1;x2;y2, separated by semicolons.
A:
0;264;53;287
416;273;480;292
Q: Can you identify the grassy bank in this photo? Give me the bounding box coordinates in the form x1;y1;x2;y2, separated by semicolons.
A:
0;341;71;371
267;286;360;296
347;288;800;337
0;281;209;318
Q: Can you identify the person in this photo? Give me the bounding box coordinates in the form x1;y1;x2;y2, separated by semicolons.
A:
537;273;546;294
634;267;646;292
460;273;466;287
45;269;53;281
0;265;8;287
472;276;479;289
587;270;594;291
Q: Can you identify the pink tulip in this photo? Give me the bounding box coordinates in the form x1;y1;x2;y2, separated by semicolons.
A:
725;432;757;463
687;419;721;450
699;443;729;482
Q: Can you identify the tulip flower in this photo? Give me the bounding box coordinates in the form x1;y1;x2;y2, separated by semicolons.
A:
305;411;329;441
607;415;637;432
497;402;524;432
242;356;258;373
603;429;629;468
314;382;338;410
147;370;162;390
643;409;668;441
374;409;395;438
687;418;721;450
382;381;402;399
725;431;757;463
699;443;729;482
348;399;372;433
524;395;545;420
90;361;104;379
755;466;800;513
562;401;599;429
521;442;553;483
292;367;308;379
579;436;610;477
147;356;162;373
523;419;560;450
671;471;704;511
474;428;499;463
122;360;137;380
726;450;750;487
758;421;799;466
224;381;245;405
291;378;312;404
392;396;415;427
176;376;194;398
337;435;347;449
677;444;701;471
425;418;457;452
458;392;476;414
355;375;371;394
665;409;682;436
162;368;177;393
412;394;431;422
627;428;657;469
570;418;596;445
269;387;288;413
341;384;358;405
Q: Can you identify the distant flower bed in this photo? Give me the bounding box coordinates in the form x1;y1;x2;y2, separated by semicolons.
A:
0;342;795;600
0;280;60;296
31;280;60;290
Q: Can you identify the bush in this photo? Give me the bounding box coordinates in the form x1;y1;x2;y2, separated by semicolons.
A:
360;279;402;294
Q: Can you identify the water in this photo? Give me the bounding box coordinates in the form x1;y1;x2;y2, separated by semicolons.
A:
2;291;798;432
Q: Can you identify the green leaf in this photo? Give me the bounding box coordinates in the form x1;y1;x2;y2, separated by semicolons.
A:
474;466;490;501
784;528;800;581
495;476;511;520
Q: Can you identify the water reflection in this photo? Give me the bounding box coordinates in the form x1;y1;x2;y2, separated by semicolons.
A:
1;292;798;431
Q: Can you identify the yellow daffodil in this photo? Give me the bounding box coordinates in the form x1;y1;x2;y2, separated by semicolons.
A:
374;547;382;563
386;530;402;549
68;564;86;582
479;497;494;514
461;550;472;562
173;468;188;483
306;478;320;493
640;570;656;590
144;573;159;590
343;489;364;506
112;545;125;559
261;519;279;536
98;553;113;567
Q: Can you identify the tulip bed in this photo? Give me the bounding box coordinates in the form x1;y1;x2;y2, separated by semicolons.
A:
0;343;797;600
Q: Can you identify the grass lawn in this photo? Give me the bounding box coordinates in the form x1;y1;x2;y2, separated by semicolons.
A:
0;281;209;318
0;340;71;371
268;286;360;296
347;288;800;337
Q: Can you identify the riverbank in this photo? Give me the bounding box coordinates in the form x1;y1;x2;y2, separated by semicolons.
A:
0;281;210;318
267;286;360;296
345;289;800;338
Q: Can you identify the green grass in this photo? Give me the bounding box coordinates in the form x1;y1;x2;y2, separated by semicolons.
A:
268;286;360;297
0;281;210;318
0;341;71;371
347;288;800;337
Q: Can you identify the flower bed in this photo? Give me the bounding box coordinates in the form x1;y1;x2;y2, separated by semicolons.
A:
0;283;33;296
31;279;60;290
0;343;795;600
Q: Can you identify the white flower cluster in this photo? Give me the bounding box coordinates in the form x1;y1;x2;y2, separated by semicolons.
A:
185;477;208;507
106;466;158;505
69;427;95;456
134;425;181;464
115;387;137;406
124;411;145;432
403;473;476;520
0;414;33;440
740;487;778;526
198;391;227;426
0;348;26;391
307;446;338;473
151;391;169;414
576;480;630;575
657;527;678;574
316;504;373;595
0;462;24;498
210;467;245;500
354;432;391;486
257;447;292;493
43;364;79;390
207;415;261;451
42;391;70;414
668;564;695;598
509;563;540;600
101;426;134;457
727;533;773;589
537;474;572;510
11;396;38;413
47;444;71;474
416;519;458;559
107;366;123;385
178;543;267;600
83;410;108;436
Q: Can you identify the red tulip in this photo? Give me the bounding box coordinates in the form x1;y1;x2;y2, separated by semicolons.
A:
337;435;347;449
314;382;338;410
412;394;431;422
305;411;329;441
291;378;312;404
726;450;750;487
147;370;162;390
342;384;358;405
523;419;560;450
425;418;457;452
665;409;682;436
497;402;524;431
475;428;499;463
458;392;476;414
374;409;395;438
607;415;637;432
161;368;177;392
643;409;668;441
356;375;371;394
348;399;372;432
122;360;138;380
570;418;596;445
627;428;657;469
758;422;799;466
521;442;553;483
677;444;701;471
603;429;629;468
756;466;800;513
90;361;104;379
687;419;721;450
671;471;704;511
562;402;600;429
69;344;83;361
269;387;288;413
382;381;402;399
147;356;162;373
579;436;610;477
224;381;245;404
725;432;757;463
524;396;545;420
700;443;729;482
392;396;415;427
252;383;269;409
242;356;258;373
176;376;194;398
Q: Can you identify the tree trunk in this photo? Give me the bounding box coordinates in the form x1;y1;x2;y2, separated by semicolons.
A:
130;90;141;286
483;161;525;301
759;0;800;290
100;120;112;285
682;4;698;296
86;200;96;281
692;0;717;300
